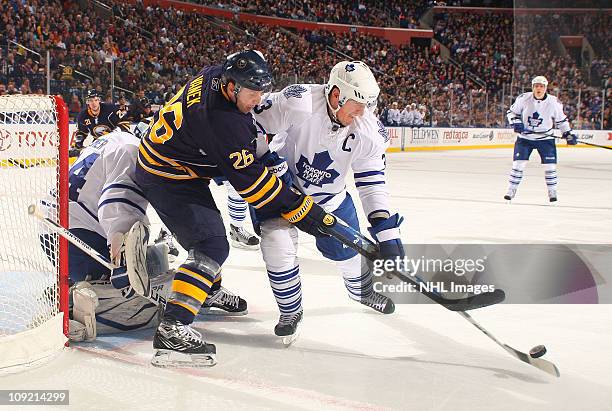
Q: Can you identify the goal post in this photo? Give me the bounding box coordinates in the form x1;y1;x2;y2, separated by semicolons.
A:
0;94;69;373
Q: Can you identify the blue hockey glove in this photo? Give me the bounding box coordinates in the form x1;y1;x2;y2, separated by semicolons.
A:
260;150;293;187
513;122;525;133
367;213;405;260
563;131;578;145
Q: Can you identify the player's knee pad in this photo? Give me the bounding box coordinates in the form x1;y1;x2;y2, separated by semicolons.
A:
544;163;557;172
184;248;222;282
512;160;528;171
191;236;229;267
260;218;298;272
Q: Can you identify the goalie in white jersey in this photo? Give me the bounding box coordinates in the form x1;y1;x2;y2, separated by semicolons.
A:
504;75;577;202
253;61;404;341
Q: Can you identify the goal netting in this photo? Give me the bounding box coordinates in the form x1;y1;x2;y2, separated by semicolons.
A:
0;95;69;373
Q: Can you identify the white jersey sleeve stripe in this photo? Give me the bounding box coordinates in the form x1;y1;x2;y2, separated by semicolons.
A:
98;198;146;215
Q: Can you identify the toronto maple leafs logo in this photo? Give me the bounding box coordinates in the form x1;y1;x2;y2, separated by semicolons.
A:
377;120;389;142
345;63;355;72
283;85;307;99
527;112;543;128
295;151;340;188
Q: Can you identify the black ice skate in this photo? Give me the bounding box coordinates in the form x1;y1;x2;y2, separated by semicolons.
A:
359;292;395;314
275;310;303;346
229;224;260;250
151;318;216;367
155;228;180;256
548;189;557;203
199;287;247;316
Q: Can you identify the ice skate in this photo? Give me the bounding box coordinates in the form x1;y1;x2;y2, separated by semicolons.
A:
199;286;247;316
151;318;216;367
359;292;395;314
548;188;557;203
504;187;516;203
229;224;260;250
155;228;180;257
275;310;303;346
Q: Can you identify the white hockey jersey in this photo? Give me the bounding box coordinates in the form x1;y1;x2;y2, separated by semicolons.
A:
506;92;572;141
253;84;391;217
68;130;149;242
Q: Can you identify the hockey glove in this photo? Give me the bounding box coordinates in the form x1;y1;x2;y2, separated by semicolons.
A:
69;147;81;158
563;131;578;145
513;122;525;133
260;150;293;187
281;193;332;238
368;212;405;260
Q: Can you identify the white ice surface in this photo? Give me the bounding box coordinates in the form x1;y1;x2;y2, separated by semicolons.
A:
2;148;611;410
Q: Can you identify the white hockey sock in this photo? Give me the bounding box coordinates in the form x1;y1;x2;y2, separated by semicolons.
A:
544;163;557;192
267;266;302;314
337;254;374;300
508;160;527;189
224;180;247;227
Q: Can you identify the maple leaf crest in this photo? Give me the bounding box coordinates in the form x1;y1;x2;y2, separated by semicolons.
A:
295;151;340;188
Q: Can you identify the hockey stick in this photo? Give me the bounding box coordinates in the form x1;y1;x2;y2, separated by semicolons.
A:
458;311;560;377
28;204;116;270
319;219;560;377
523;131;612;150
319;218;505;311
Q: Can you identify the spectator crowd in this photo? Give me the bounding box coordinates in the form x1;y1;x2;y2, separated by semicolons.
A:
0;0;609;129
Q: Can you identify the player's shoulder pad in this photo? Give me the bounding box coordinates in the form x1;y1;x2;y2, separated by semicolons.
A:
277;84;315;114
354;110;389;145
517;92;532;101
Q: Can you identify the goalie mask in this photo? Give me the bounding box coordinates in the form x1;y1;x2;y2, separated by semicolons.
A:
325;61;380;119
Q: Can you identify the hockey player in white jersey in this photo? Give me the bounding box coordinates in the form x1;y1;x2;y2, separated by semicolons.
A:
253;61;404;342
504;76;577;202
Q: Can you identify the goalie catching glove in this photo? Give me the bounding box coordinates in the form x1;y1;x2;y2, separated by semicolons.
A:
281;193;334;237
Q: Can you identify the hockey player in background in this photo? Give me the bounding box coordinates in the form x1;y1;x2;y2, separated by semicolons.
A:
252;61;404;343
71;89;131;156
134;50;334;367
505;76;578;202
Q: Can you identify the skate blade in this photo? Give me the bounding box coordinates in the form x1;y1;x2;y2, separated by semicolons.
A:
151;349;216;368
230;239;260;250
197;307;248;317
280;330;300;347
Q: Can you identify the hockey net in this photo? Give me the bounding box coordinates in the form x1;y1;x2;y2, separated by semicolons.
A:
0;95;69;373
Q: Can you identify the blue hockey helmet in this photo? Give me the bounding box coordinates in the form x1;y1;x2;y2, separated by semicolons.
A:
221;50;273;93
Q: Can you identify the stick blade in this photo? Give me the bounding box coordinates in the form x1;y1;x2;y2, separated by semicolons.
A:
503;344;561;377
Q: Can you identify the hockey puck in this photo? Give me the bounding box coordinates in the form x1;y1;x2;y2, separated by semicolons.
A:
529;345;547;358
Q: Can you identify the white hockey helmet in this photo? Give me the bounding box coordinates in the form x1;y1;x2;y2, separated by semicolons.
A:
325;61;380;116
531;76;548;87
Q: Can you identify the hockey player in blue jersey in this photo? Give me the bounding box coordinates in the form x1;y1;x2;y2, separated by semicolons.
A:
134;50;334;367
505;76;578;202
71;89;131;156
252;61;405;343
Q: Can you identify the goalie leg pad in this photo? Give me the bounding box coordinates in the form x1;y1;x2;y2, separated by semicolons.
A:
125;221;150;296
71;282;99;341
